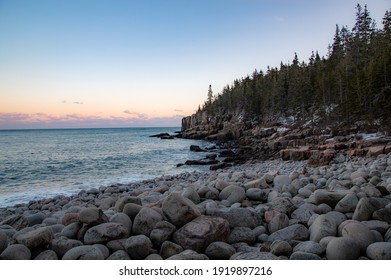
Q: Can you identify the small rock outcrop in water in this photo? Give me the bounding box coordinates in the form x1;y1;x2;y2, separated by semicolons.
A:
1;152;391;260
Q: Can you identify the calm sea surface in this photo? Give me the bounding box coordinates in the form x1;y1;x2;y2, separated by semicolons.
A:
0;127;211;207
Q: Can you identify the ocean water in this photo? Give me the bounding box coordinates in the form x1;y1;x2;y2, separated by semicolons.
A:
0;127;212;207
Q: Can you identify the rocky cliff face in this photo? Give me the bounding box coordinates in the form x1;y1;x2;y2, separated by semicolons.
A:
181;110;246;142
180;111;391;167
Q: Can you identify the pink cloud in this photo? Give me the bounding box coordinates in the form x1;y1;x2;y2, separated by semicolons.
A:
0;112;183;129
123;110;148;119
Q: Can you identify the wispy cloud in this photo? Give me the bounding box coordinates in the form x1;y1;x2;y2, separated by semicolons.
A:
0;112;183;129
123;110;148;119
73;101;84;105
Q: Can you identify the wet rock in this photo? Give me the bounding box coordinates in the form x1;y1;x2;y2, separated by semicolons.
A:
172;215;230;253
62;245;105;260
205;241;236;260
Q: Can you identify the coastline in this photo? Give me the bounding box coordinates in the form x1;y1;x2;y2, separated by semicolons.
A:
0;154;390;260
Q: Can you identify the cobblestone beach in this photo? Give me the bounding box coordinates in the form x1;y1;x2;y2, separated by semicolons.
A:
1;154;390;260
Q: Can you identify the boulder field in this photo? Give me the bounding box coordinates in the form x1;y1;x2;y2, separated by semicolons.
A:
1;154;391;260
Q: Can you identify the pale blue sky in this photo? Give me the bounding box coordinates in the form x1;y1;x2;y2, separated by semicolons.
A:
0;0;389;128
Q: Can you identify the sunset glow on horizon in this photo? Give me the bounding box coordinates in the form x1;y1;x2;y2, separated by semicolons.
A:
1;0;389;129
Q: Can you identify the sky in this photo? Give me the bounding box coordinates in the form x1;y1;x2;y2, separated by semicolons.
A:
0;0;390;129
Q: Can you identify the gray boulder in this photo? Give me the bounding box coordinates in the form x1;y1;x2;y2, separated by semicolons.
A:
309;214;338;242
15;226;54;249
366;242;391;260
162;193;201;228
50;236;83;259
125;234;154;260
326;237;360;260
268;224;309;242
132;208;162;236
0;230;7;254
293;241;325;256
270;240;292;257
212;207;260;229
84;222;129;244
268;213;289;234
313;189;347;208
62;245;105;260
172;216;230;253
34;250;58;260
160;240;184;259
230;252;279;260
289;251;321;260
79;208;108;225
227;227;256;244
0;244;31;260
341;222;375;253
205;241;236;260
150;221;177;247
219;185;246;204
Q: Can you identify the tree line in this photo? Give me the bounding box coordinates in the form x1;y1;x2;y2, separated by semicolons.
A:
200;4;391;133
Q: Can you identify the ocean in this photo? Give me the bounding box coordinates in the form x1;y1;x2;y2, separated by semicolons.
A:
0;127;212;207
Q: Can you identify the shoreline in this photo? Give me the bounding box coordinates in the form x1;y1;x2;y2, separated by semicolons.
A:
0;154;390;260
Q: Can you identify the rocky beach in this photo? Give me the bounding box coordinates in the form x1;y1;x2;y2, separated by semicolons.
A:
1;148;391;260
